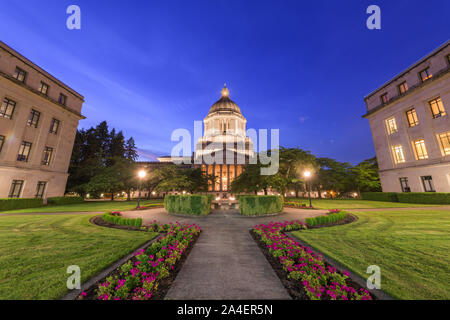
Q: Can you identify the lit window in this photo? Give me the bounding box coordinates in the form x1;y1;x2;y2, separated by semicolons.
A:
385;117;398;135
438;131;450;156
42;147;53;166
398;82;408;95
419;67;432;82
413;139;428;160
429;97;446;119
14;67;27;83
17;141;32;162
9;180;24;198
380;93;388;104
421;176;435;192
0;98;16;119
406;108;419;127
399;177;410;192
49;118;60;134
39;82;49;95
35;181;47;199
27;109;41;128
0;135;5;153
392;145;405;164
58;93;67;106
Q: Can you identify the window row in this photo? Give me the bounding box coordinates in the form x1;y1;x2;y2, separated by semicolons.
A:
13;67;68;105
391;131;450;164
399;176;435;193
378;56;449;104
8;180;47;198
0;97;61;134
13;141;54;166
385;97;446;135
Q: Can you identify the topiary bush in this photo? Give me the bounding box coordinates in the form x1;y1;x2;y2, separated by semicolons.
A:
239;195;284;216
361;192;399;202
102;212;142;228
164;194;212;215
397;192;450;204
47;196;84;205
0;198;44;212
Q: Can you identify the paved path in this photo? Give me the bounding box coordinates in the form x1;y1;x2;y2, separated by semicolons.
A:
120;207;326;300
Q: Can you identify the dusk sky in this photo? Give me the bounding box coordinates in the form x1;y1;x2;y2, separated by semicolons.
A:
1;0;449;164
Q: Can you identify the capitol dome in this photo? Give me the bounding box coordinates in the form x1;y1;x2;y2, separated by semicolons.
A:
207;85;243;117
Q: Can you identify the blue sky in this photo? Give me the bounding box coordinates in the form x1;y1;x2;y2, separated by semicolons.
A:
1;0;448;163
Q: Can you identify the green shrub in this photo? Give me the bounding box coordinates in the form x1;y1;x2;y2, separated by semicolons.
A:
397;192;450;204
239;195;284;216
305;212;348;227
164;194;212;215
47;196;84;205
0;198;44;212
361;192;399;202
102;212;142;228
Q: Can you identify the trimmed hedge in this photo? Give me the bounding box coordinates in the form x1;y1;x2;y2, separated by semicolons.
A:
0;198;44;212
397;192;450;204
305;212;348;227
102;212;142;228
164;194;212;215
47;196;84;205
362;192;450;204
239;195;284;216
361;192;399;202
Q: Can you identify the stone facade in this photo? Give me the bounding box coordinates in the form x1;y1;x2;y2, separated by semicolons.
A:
0;41;84;199
363;40;450;192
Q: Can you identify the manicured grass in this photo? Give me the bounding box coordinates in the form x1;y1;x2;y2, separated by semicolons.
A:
288;198;441;210
0;214;158;299
292;210;450;299
0;200;163;214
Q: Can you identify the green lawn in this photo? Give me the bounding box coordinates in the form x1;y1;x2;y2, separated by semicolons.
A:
292;210;450;299
0;200;163;214
288;198;442;210
0;214;158;299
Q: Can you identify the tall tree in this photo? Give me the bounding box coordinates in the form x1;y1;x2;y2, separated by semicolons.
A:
351;157;381;193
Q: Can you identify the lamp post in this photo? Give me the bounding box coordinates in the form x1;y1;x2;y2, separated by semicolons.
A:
137;170;147;209
304;170;312;208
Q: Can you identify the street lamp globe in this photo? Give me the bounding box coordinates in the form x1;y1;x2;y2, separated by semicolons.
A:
304;170;311;178
138;170;146;179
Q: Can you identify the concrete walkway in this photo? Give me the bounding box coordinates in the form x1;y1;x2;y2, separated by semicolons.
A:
120;207;326;300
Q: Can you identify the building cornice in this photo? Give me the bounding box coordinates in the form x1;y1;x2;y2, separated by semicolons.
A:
0;70;86;119
0;41;84;101
362;66;450;119
364;40;450;101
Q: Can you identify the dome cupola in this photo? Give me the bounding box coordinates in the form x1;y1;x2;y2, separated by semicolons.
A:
207;84;243;117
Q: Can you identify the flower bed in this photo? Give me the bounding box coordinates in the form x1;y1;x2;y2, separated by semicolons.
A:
79;222;201;300
305;210;348;227
284;201;313;209
136;203;164;210
251;221;372;300
102;211;143;228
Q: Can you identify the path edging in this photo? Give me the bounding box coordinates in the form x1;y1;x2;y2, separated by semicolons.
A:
61;233;164;300
285;232;394;300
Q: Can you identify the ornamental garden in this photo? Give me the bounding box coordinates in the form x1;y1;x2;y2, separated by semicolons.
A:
0;122;449;300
